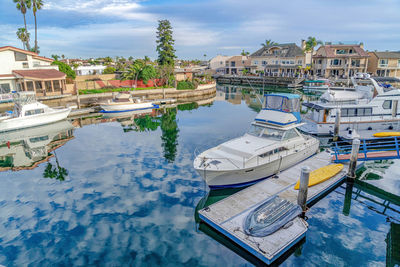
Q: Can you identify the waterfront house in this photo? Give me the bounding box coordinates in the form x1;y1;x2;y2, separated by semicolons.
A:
209;55;231;74
174;68;199;82
312;43;369;78
249;42;310;76
225;56;252;75
367;51;400;78
0;46;69;97
75;65;107;76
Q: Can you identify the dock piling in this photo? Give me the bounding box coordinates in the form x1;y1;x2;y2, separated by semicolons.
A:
347;138;360;180
333;109;341;142
297;166;311;217
392;100;398;117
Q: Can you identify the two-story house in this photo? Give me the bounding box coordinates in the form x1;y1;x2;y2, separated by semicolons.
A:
225;56;252;75
208;55;230;74
249;43;309;76
0;46;69;99
312;43;369;78
367;51;400;78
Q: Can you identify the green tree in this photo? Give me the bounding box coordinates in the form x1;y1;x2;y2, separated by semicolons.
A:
305;36;323;52
261;39;277;47
103;56;113;64
138;65;158;85
16;27;30;50
144;56;150;64
156;19;176;66
128;56;134;61
241;50;250;56
31;0;43;53
134;115;160;132
160;108;179;162
103;66;116;74
51;60;76;79
121;60;145;87
43;152;68;181
51;54;60;61
13;0;32;50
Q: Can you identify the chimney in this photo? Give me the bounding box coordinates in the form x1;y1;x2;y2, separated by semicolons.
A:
359;42;364;49
301;39;306;50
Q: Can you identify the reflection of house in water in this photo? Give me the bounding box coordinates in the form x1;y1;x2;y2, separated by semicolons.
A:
0;120;74;171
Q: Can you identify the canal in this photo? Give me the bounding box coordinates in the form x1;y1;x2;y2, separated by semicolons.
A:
0;85;398;266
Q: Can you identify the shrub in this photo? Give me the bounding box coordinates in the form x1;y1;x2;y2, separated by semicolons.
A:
51;61;76;79
177;80;195;90
103;66;116;74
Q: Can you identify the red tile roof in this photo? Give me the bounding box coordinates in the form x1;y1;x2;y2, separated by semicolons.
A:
314;45;369;58
0;46;53;62
12;69;66;80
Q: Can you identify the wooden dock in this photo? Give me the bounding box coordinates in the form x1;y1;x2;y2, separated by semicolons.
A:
199;151;349;265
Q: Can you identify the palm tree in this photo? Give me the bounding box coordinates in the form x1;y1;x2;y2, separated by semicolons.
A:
16;27;30;49
305;36;323;52
13;0;31;50
121;60;145;88
144;56;150;64
241;50;250;56
51;54;60;61
261;39;277;47
31;0;43;53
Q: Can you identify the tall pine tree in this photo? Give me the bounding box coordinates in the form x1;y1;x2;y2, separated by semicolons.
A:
156;20;176;66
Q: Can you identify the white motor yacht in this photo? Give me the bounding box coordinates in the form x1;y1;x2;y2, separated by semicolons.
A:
300;73;400;136
193;93;320;189
0;92;71;132
100;93;158;113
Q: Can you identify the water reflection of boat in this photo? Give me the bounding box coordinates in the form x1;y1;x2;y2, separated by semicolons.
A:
194;93;320;189
0;92;71;132
0;120;74;171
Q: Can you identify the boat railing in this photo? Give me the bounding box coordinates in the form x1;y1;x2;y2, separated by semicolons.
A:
331;137;400;162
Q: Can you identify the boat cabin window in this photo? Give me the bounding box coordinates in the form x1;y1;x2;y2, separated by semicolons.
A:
383;100;392;109
25;108;44;116
259;147;285;158
282;129;300;140
248;125;264;137
341;108;372;117
29;136;49;143
260;127;285;141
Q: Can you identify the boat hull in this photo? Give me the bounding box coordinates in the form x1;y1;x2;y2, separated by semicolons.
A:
100;102;157;113
195;141;320;188
0;108;71;132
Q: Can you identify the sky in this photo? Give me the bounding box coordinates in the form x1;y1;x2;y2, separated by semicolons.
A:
0;0;399;59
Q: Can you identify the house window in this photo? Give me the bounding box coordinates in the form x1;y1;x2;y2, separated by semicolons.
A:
26;81;34;91
220;61;223;65
254;61;258;65
336;49;347;54
379;59;388;67
349;49;353;53
383;100;392;109
262;61;267;66
230;61;235;67
331;59;341;66
14;51;27;61
45;81;52;91
298;60;302;65
351;59;360;67
318;59;322;64
35;81;44;93
53;80;61;91
0;83;11;93
290;60;295;64
22;62;29;68
33;61;40;67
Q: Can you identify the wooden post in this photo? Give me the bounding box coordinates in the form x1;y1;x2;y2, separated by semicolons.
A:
347;138;360;180
333;109;341;141
392;100;398;117
75;82;81;109
343;180;354;216
297;166;310;216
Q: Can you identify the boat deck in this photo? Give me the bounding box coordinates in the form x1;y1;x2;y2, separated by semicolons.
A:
199;151;350;265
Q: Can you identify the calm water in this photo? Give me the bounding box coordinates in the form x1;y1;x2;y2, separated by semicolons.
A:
0;86;399;266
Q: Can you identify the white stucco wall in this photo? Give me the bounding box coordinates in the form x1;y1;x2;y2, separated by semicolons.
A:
76;65;107;76
209;55;230;70
0;50;55;75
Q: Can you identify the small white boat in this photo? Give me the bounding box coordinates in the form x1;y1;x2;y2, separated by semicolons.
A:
100;93;158;113
0;92;71;132
193;93;320;189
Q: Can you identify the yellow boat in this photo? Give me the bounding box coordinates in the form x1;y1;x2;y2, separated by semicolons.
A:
294;164;344;190
373;132;400;137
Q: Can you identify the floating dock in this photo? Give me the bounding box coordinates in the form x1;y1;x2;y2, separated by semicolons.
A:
198;151;349;265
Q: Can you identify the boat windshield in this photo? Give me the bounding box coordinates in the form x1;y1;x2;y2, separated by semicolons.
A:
247;125;285;141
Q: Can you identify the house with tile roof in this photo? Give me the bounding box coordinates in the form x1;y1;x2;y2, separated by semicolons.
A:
249;42;311;76
0;46;70;100
367;51;400;78
312;43;369;78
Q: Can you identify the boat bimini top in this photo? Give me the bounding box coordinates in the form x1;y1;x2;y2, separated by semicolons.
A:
255;93;301;127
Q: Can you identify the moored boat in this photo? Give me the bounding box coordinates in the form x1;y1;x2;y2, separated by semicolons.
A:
100;93;158;113
193;93;320;189
0;92;71;132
